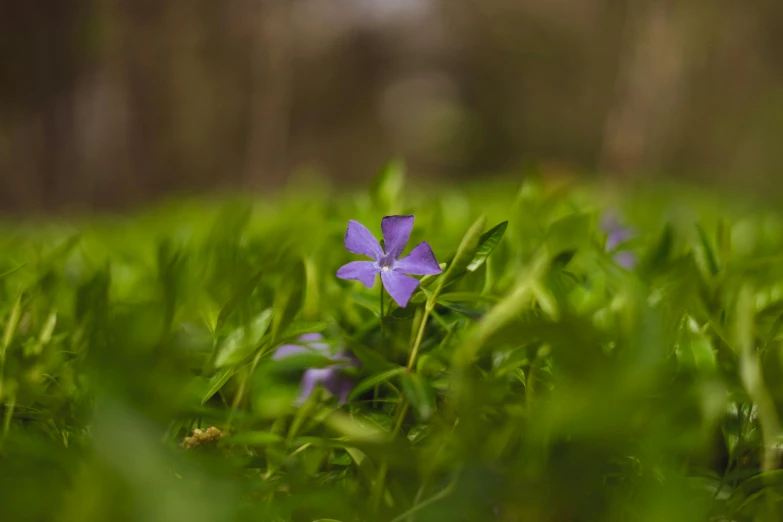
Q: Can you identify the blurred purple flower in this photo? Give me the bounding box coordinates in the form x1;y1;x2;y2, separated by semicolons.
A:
273;333;359;405
601;212;637;270
336;215;442;307
612;251;637;270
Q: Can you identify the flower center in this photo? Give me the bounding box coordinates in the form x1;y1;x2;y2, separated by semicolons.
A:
378;255;395;271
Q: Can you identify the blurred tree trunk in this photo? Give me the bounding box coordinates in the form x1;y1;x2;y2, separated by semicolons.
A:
0;1;85;212
600;1;701;177
244;0;292;188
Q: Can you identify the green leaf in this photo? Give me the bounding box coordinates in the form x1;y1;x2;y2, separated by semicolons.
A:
643;223;673;269
2;293;22;354
370;159;405;213
400;372;436;421
216;269;263;331
436;292;499;304
24;309;58;357
467;221;507;272
434;215;487;295
438;301;483;320
271;261;305;341
345;341;397;373
38;310;57;345
75;266;111;322
214;328;246;368
697;223;721;276
202;367;234;404
214;309;272;368
676;316;716;372
270;352;334;372
454;255;544;366
247;309;273;346
550;249;576;270
279;320;329;342
223;431;284;446
0;264;27;279
323;410;387;443
40;233;81;268
348;367;406;400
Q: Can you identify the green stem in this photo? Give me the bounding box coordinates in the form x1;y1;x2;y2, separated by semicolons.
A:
374;294;436;512
526;359;537;409
375;286;386;408
406;303;432;372
391;473;458;522
1;393;15;449
372;301;432;510
372;300;434;512
227;343;268;428
380;284;385;335
372;401;409;512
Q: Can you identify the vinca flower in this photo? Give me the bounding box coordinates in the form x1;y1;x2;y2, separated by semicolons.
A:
602;213;637;270
273;333;358;405
336;215;442;307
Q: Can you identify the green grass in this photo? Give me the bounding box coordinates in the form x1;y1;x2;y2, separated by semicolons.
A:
2;167;783;521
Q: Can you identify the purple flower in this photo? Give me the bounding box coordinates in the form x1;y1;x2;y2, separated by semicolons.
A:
601;212;637;270
336;215;442;307
603;214;633;252
612;251;637;270
273;333;358;405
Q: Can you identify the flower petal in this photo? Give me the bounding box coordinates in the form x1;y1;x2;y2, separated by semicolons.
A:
602;213;634;251
394;241;442;275
345;220;383;259
296;368;331;405
381;270;420;308
334;350;360;367
600;212;621;232
297;368;356;405
273;343;310;360
333;376;354;405
613;251;637;270
606;227;633;251
382;215;414;259
336;261;379;288
298;333;330;353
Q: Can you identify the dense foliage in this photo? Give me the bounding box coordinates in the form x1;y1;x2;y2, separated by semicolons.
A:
2;168;783;521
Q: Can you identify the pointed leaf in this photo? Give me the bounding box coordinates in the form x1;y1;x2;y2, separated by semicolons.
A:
202;367;235;404
279;320;328;342
38;310;57;345
247;308;273;347
216;269;264;331
438;301;483;320
271;262;305;341
697;223;721;276
2;293;22;353
214;328;246;368
643;223;673;269
214;309;272;368
348;367;406;400
400;372;436;421
434;215;487;295
345;341;397;373
467;221;508;272
324;410;386;443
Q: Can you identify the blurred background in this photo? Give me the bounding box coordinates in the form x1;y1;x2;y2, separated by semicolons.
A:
2;0;783;213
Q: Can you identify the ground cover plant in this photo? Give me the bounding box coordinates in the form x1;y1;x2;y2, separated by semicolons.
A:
2;165;783;521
